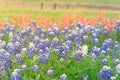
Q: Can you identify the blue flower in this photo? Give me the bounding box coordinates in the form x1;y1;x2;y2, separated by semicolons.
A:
102;59;108;65
33;65;40;72
113;59;120;66
38;54;50;64
116;64;120;74
47;70;54;76
60;74;67;80
16;54;23;64
10;69;22;80
98;66;113;80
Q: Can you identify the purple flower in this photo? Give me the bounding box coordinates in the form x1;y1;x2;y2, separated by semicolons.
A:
51;37;59;48
27;43;36;59
38;54;50;64
98;66;113;80
102;59;108;65
36;27;41;36
93;38;99;46
16;54;23;64
83;36;89;43
104;30;109;37
10;69;22;80
60;74;67;80
101;50;107;55
47;70;54;76
33;65;40;72
116;64;120;74
113;59;120;66
115;21;120;33
74;51;84;61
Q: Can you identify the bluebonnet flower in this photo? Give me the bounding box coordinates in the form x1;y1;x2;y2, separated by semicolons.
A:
52;26;60;36
115;21;120;33
83;36;89;43
45;38;50;48
32;20;37;27
34;36;40;44
115;44;120;51
60;74;67;80
0;33;6;40
47;70;54;76
112;50;119;58
106;48;112;54
102;59;108;65
101;43;107;51
48;30;55;37
74;51;84;61
0;40;6;49
91;46;100;58
36;27;41;36
10;69;22;80
113;59;120;66
38;49;44;56
98;66;113;80
106;38;114;48
27;42;36;59
0;51;12;73
51;37;59;48
21;48;27;54
16;54;23;64
33;65;40;72
38;54;50;64
15;42;21;53
104;30;109;37
93;38;99;46
90;53;97;60
77;23;84;29
116;64;120;74
21;65;28;71
101;50;107;55
7;42;16;55
54;48;59;55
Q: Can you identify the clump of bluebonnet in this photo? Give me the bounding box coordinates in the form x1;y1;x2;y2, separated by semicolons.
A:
113;59;120;66
38;54;50;64
47;70;54;76
60;74;67;80
10;69;22;80
98;66;114;80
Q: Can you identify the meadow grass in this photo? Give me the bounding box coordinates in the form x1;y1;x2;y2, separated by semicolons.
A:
0;7;120;22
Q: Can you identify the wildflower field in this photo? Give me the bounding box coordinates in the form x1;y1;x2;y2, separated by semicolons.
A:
0;7;120;80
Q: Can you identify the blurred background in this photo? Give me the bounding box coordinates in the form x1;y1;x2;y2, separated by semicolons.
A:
0;0;120;10
0;0;120;28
